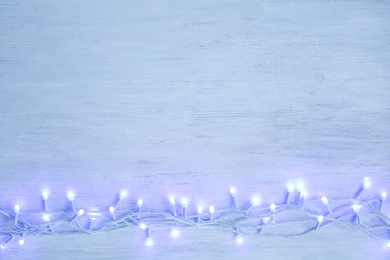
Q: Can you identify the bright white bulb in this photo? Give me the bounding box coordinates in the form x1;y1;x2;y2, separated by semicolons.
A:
300;190;308;198
321;196;328;205
251;197;261;206
43;214;50;222
386;240;390;249
67;191;75;201
230;187;237;197
317;215;324;223
145;237;153;246
352;203;362;213
18;238;25;246
287;182;295;193
14;204;20;213
209;205;215;214
381;192;387;200
181;198;188;208
137;199;143;208
235;234;243;244
0;243;5;249
109;206;115;214
362;177;371;190
197;206;203;214
263;217;269;224
169;196;175;205
119;190;127;200
77;209;84;217
42;190;49;200
270;204;276;212
170;228;180;238
138;222;147;229
296;182;305;192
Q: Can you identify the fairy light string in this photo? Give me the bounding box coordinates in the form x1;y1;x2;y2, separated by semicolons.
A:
0;177;389;249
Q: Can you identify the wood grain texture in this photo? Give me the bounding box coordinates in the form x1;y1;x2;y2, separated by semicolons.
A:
0;0;389;259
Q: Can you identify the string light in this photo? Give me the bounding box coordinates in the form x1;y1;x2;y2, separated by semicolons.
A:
354;177;371;200
42;189;49;211
230;187;237;208
0;178;389;249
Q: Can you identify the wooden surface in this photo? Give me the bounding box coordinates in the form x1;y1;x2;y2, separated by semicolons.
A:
0;0;389;259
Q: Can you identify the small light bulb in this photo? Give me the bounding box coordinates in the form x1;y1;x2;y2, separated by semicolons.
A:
14;204;20;213
119;190;127;200
300;190;308;198
43;214;50;222
170;228;180;238
270;204;276;212
137;199;143;208
77;209;84;217
169;196;175;205
381;192;387;201
138;222;147;229
109;206;115;214
18;238;25;246
235;234;243;244
145;237;153;246
321;196;328;205
362;177;371;190
353;203;362;213
287;182;295;193
230;187;237;197
386;240;390;249
317;215;324;223
251;197;261;206
262;217;269;224
297;182;305;192
209;205;215;214
67;191;75;201
197;206;203;214
0;243;5;249
42;190;49;200
181;198;188;208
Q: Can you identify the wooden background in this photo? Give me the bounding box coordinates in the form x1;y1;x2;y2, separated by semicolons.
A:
1;0;389;259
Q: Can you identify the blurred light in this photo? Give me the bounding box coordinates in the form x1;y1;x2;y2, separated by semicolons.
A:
181;198;188;208
109;206;115;214
317;215;324;223
18;238;25;246
251;197;261;206
119;190;127;200
321;196;328;205
170;228;180;238
42;190;49;200
362;177;371;190
145;237;153;246
169;196;175;205
138;222;147;229
262;217;269;224
300;190;308;198
67;191;75;201
77;209;84;217
270;204;276;212
197;206;203;214
386;240;390;249
353;203;362;213
0;243;5;249
14;204;20;213
287;182;295;193
43;214;50;222
209;205;215;214
235;234;243;244
296;182;305;192
230;187;236;197
381;192;387;201
137;199;143;208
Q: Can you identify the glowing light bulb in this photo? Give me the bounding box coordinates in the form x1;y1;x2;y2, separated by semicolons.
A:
119;190;127;200
251;197;261;206
230;187;237;197
0;243;5;249
137;199;143;208
262;217;269;224
381;192;387;201
317;215;324;223
181;198;188;208
321;196;328;205
300;190;308;198
235;234;243;244
18;238;25;246
353;203;362;213
138;222;147;229
169;196;175;205
14;204;20;213
197;206;203;214
77;209;84;217
296;182;305;192
43;214;50;222
270;204;276;212
42;190;49;200
145;237;153;246
170;228;180;238
109;206;115;214
67;191;75;201
209;205;215;214
287;182;295;193
386;240;390;249
362;177;371;190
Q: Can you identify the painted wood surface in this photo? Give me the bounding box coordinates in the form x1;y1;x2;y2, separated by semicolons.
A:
0;0;389;259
